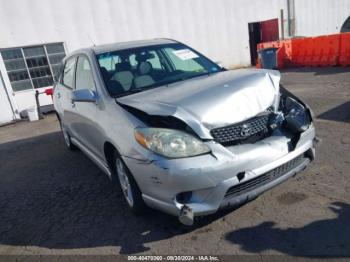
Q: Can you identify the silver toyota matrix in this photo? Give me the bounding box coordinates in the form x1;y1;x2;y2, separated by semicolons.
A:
53;39;316;225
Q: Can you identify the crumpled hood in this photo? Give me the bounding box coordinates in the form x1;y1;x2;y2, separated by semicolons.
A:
117;69;281;139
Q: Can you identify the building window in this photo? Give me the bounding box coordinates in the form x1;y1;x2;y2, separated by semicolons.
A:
0;43;66;92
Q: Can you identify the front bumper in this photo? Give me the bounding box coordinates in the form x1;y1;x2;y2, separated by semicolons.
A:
123;124;315;217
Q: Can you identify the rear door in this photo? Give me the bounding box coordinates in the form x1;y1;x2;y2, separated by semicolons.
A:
55;56;77;132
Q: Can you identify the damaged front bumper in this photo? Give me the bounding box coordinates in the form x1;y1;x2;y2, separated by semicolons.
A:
123;123;316;223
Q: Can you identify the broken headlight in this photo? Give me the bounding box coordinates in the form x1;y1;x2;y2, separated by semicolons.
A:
283;97;310;132
134;128;210;158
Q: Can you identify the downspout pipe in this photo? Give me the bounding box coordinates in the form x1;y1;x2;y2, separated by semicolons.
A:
287;0;291;37
286;0;295;37
0;72;16;122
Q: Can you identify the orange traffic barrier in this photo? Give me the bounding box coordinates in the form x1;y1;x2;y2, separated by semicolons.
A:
257;33;349;69
339;33;350;66
290;35;340;67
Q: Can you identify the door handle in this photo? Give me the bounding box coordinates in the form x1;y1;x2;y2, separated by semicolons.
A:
71;99;76;108
57;92;61;99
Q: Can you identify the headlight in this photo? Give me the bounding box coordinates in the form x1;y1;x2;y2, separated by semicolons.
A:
284;97;310;132
134;128;210;158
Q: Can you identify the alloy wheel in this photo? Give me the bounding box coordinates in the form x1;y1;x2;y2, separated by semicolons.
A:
116;158;134;207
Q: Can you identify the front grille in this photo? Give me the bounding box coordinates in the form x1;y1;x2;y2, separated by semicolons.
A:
224;154;306;198
210;113;271;145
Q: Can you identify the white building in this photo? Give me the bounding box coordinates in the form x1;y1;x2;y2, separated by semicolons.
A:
0;0;349;125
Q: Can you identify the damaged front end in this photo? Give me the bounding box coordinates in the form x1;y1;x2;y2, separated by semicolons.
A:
118;83;313;156
116;70;315;225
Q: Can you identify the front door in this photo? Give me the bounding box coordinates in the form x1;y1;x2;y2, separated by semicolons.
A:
70;55;100;156
58;56;77;133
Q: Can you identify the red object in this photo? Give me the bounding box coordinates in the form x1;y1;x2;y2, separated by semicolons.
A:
255;58;262;69
45;88;53;96
291;35;340;67
339;33;350;66
260;19;279;43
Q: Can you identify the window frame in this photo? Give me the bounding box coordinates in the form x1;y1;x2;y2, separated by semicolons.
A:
0;42;67;92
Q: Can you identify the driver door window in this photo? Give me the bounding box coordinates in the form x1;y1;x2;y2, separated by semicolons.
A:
75;56;95;91
62;57;76;88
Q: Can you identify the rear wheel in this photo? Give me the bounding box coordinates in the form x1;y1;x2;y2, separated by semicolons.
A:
112;152;146;214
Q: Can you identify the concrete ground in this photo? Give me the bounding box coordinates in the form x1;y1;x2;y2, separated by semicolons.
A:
0;67;349;257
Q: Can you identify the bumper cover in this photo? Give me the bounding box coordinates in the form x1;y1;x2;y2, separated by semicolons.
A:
123;125;315;217
219;154;310;209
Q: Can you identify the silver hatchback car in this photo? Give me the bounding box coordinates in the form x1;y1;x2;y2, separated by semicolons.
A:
53;39;316;225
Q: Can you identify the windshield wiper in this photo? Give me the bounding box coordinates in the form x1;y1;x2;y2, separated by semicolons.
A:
150;72;212;88
180;72;211;81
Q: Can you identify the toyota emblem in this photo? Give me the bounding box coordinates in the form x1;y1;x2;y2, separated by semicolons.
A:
240;124;251;137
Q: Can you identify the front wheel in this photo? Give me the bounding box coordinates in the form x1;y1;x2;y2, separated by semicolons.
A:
113;153;146;214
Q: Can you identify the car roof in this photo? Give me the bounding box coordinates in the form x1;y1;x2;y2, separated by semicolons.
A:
78;38;179;55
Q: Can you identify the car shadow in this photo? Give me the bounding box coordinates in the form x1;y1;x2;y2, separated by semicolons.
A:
317;101;350;123
225;201;350;257
280;67;350;76
0;132;232;254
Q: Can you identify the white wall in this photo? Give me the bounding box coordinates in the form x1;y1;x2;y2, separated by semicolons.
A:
0;0;287;68
294;0;350;36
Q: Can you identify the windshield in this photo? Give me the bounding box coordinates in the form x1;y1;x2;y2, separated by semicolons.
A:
96;43;224;97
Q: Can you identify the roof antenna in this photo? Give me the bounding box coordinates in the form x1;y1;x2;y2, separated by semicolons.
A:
87;34;96;47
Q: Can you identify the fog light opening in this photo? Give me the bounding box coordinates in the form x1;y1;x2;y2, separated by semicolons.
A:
176;191;193;204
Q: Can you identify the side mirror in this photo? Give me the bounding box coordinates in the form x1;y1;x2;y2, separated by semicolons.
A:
72;89;97;103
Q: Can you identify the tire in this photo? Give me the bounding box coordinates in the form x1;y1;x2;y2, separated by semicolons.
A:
112;151;146;214
59;120;78;151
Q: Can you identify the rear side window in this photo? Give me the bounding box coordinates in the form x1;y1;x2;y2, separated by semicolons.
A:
62;57;76;88
75;56;95;90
